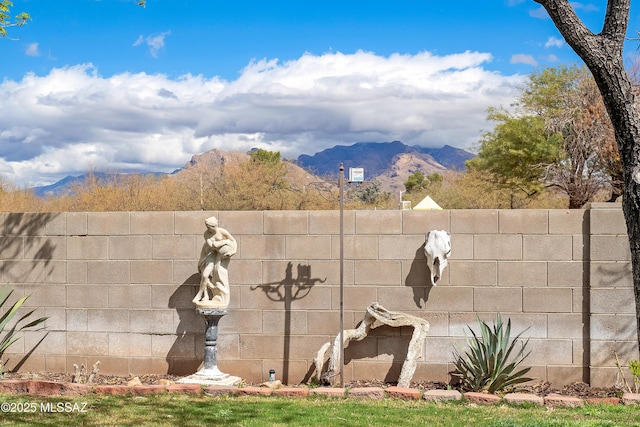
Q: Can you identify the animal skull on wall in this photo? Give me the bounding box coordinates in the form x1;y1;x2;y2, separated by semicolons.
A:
424;230;451;286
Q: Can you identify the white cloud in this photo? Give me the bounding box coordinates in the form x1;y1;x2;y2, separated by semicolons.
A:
545;36;564;48
529;6;549;19
0;51;524;187
25;43;40;57
510;54;538;66
133;30;171;58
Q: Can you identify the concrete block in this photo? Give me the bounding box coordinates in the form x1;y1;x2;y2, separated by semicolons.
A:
465;392;502;404
590;205;625;235
109;236;153;260
262;310;306;334
378;236;426;260
66;309;88;331
523;235;573;261
130;261;173;284
526;339;573;365
44;214;68;236
130;211;174;235
288;286;332;310
0;236;23;259
4;213;46;236
498;261;547;287
546;366;585;386
591;288;635;314
221;309;263;334
547;314;584;339
331;235;378;260
88;212;130;235
87;261;130;284
88;309;130;332
174;211;215;235
449;261;497;286
22;236;66;260
591;235;631;261
402;210;450;235
450;234;473;260
474;287;522;312
152;236;197;260
423;286;473;312
590;314;637;341
309;210;355;235
66;331;109;355
355;260;402;285
549;209;588;235
108;333;152;356
108;285;152;308
349;387;385;399
264;211;308;234
240;335;286;359
67;261;87;284
549;261;587;287
4;260;45;283
423;389;462;402
523;288;572;313
240;235;285;260
153;283;193;309
376;286;424;311
474;234;522;260
67;212;88;236
24;330;65;355
22;284;66;307
68;236;109;260
129;309;175;334
207;212;260;236
67;285;108;308
451;210;498;234
152;334;195;357
590;262;632;289
422;337;463;363
573;235;588;261
310;387;346;397
286;235;331;259
355;210;402;235
499;209;548;234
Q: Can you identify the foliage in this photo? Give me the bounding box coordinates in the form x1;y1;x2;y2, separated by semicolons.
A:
474;65;620;209
404;171;443;194
347;179;391;206
249;148;282;165
630;359;640;393
467;109;561;200
0;284;48;375
452;314;532;394
0;0;30;38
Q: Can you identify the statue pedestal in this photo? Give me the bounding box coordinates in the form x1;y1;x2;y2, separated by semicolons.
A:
177;308;242;386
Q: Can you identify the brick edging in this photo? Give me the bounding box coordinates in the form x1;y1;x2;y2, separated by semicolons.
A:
0;380;638;406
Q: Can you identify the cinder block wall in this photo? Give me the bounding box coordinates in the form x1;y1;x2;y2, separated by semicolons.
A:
1;205;637;387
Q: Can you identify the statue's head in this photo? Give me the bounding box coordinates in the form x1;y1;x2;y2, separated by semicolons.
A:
205;216;219;229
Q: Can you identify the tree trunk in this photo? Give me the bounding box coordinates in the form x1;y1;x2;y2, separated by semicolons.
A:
534;0;640;351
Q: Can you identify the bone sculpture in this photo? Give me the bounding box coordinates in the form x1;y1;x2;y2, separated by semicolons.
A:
424;230;451;286
314;302;429;388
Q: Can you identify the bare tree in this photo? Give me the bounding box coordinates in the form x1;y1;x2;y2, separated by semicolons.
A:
533;0;640;351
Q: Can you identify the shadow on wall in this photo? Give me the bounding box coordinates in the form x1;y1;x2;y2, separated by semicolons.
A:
0;213;60;283
404;244;435;308
344;325;411;384
167;274;202;375
252;262;325;385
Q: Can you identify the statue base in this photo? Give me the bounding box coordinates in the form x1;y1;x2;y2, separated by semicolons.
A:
177;308;242;386
177;367;242;386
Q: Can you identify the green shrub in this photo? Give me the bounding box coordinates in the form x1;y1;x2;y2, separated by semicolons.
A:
452;313;533;394
0;284;48;375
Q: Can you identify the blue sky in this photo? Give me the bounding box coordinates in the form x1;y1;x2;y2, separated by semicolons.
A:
0;0;638;186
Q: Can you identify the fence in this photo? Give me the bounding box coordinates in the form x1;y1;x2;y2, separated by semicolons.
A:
1;203;637;387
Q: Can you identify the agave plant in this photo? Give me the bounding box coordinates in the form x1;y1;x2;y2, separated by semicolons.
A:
0;284;48;375
452;313;533;394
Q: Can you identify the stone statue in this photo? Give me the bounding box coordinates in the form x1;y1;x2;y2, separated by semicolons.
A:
193;216;237;308
424;230;451;286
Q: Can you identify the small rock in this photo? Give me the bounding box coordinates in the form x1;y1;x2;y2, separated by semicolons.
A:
127;377;142;387
260;380;282;389
158;379;175;386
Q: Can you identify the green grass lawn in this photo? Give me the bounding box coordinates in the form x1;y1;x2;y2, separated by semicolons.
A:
0;393;638;427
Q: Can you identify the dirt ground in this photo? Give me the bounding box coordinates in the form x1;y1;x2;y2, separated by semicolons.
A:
1;371;625;398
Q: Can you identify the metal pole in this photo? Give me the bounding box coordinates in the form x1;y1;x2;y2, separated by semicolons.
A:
339;163;345;387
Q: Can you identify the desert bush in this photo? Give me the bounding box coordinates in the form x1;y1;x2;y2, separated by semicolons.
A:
0;284;48;375
452;313;532;394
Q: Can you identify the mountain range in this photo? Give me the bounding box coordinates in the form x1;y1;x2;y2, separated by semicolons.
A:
31;141;475;197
